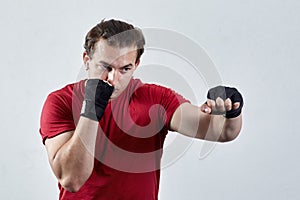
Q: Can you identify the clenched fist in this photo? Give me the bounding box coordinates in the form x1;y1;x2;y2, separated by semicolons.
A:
201;86;244;118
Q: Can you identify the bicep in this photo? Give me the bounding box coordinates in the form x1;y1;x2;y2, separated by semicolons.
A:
45;131;74;163
170;102;210;139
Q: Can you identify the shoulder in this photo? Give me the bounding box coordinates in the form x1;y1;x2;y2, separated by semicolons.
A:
131;79;171;95
46;80;85;104
137;81;181;99
40;81;84;144
41;80;85;117
50;80;84;96
130;79;189;104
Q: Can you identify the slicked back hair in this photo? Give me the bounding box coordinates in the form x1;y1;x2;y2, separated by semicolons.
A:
84;19;145;63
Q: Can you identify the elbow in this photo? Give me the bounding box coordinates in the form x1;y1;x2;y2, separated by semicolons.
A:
58;168;93;193
51;154;94;193
220;116;242;143
219;128;241;143
220;132;239;143
59;176;86;192
58;166;93;192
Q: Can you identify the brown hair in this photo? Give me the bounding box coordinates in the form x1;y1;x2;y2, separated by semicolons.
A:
84;19;145;63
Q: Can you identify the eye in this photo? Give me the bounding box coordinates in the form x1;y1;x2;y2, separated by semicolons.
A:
121;67;131;73
102;65;112;72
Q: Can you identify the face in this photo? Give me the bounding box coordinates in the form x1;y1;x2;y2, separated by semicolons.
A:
83;39;140;99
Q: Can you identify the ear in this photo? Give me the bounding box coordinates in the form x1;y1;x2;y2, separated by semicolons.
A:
83;51;90;65
83;52;90;70
135;59;140;68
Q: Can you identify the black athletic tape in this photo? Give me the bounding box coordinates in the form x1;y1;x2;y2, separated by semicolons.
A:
80;79;114;121
207;86;243;118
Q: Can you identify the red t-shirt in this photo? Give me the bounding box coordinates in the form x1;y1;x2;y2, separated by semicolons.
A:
40;78;189;200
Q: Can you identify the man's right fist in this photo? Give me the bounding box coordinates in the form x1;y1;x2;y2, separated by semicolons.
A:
204;86;244;118
80;79;114;121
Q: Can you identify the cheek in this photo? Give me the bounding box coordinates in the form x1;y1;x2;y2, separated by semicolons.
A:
88;66;108;79
119;73;132;86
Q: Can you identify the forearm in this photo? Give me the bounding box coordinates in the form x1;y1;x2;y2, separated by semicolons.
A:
51;117;98;192
219;114;242;142
44;80;113;192
200;114;242;142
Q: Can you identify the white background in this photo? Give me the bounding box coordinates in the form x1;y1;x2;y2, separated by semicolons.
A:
1;0;299;199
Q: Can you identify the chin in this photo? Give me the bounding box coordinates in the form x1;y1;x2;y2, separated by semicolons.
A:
110;92;118;99
110;88;123;99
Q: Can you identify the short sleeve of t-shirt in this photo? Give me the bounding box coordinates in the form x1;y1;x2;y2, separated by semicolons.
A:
144;84;190;131
39;90;76;144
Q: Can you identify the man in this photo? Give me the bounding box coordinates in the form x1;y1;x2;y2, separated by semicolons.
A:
39;19;243;200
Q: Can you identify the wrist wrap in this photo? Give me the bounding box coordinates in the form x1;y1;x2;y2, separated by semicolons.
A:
80;79;114;121
207;86;244;118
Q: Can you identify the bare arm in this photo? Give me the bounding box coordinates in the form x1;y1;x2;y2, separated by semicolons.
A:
43;78;113;192
45;117;98;192
170;102;242;142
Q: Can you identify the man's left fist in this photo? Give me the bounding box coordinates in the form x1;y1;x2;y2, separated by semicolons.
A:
201;86;244;118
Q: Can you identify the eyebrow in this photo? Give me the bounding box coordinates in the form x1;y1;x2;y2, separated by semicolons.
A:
99;61;110;66
98;61;133;69
122;64;133;68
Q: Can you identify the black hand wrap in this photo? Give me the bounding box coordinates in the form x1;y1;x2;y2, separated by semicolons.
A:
207;86;244;118
80;79;114;121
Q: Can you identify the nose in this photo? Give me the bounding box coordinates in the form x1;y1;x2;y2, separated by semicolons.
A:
107;69;118;86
